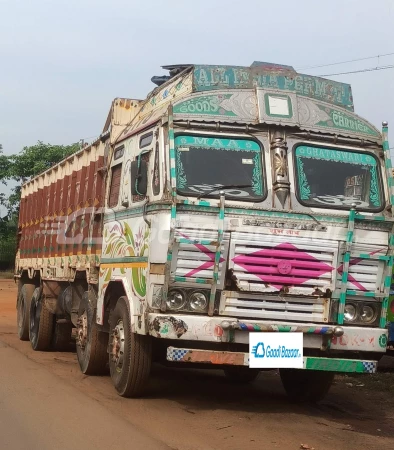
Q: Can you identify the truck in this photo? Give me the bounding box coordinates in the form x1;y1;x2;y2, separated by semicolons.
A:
15;61;394;401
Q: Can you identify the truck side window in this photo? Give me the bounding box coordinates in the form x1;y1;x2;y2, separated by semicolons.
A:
132;154;150;202
140;132;153;149
153;142;160;195
108;164;122;207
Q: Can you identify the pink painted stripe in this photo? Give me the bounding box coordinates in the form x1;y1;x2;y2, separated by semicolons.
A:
245;249;323;260
252;274;326;285
233;256;331;269
233;264;331;278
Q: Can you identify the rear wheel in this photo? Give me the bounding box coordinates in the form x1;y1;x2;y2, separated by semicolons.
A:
280;369;334;403
29;287;54;351
109;296;152;397
224;367;260;383
76;292;108;374
17;282;35;341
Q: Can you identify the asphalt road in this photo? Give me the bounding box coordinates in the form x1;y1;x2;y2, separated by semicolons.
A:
0;339;169;450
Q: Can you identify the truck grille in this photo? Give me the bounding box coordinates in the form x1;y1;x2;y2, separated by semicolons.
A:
229;233;337;296
220;291;329;322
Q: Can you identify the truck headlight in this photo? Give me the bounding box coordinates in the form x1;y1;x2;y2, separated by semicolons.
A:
360;304;377;323
189;291;208;312
166;289;186;310
344;303;356;322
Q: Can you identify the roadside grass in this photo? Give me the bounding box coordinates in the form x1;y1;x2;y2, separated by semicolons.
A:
0;271;14;279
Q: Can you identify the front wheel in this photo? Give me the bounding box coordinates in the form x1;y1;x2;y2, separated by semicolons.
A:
280;369;334;403
109;296;152;397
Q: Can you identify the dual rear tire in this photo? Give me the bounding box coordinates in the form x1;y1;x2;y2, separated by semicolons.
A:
29;287;54;351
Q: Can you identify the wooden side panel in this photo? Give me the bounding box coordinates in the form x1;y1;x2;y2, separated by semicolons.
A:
17;143;106;280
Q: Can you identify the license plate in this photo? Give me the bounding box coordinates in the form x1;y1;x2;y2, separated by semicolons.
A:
249;332;303;368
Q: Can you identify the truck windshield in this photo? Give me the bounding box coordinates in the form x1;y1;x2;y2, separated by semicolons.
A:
174;135;264;201
294;145;383;210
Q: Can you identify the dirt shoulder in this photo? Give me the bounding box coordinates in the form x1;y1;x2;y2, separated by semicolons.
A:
1;279;394;450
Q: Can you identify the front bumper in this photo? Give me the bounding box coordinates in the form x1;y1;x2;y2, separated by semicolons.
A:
166;346;378;373
148;313;388;353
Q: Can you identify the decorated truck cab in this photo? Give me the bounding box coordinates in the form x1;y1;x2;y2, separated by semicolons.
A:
16;62;394;401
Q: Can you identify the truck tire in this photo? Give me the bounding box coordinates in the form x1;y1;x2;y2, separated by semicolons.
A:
52;322;75;352
224;367;260;383
76;292;108;375
17;282;35;341
29;287;54;351
280;369;334;403
109;296;152;397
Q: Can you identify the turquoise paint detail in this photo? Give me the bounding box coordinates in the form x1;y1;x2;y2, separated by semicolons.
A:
297;158;311;200
169;148;176;159
385;276;391;288
176;155;187;189
317;106;380;137
193;64;354;110
178;238;215;246
252;152;263;195
295;146;383;209
174;135;264;198
369;165;380;206
170;167;176;178
383;141;390;151
296;146;377;165
346;290;375;297
173;94;237;117
385;159;392;169
264;93;293;118
175;135;260;151
346;232;353;244
379;333;388;347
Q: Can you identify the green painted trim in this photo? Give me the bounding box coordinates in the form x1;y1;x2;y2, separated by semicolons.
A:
174;276;210;284
101;201;394;225
304;357;375;373
100;256;148;264
346;290;375;297
178;238;216;246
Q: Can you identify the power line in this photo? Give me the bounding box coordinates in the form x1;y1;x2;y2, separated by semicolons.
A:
317;65;394;77
297;51;394;70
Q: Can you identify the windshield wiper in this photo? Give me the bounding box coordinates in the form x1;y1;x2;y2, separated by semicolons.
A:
197;184;252;200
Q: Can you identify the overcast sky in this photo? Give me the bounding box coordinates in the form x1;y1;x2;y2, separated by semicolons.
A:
0;0;393;156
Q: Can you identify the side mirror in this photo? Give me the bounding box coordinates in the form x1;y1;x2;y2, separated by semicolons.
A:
130;157;148;196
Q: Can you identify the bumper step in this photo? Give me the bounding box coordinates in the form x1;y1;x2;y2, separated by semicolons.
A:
166;346;377;373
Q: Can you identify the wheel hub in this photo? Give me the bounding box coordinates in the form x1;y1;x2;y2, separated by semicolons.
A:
111;320;125;370
77;311;88;349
